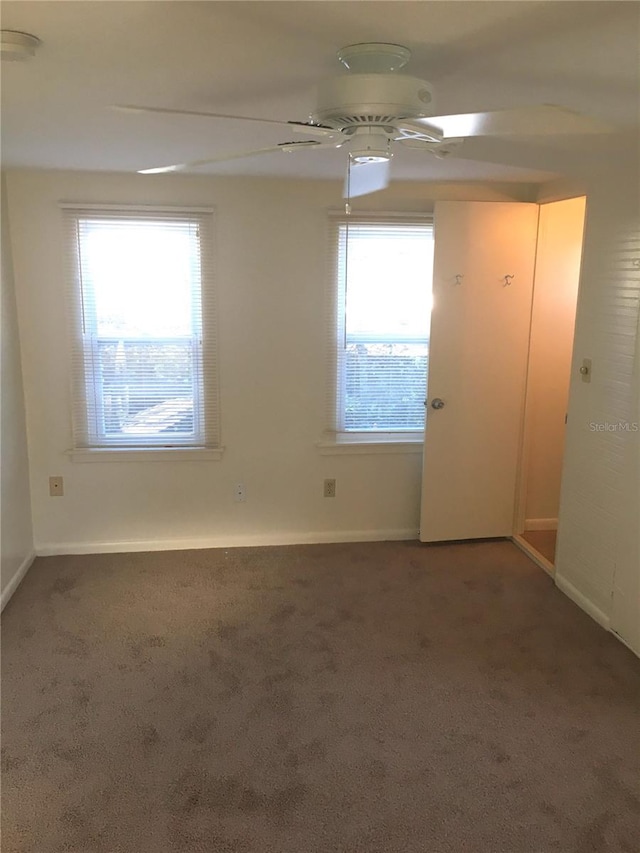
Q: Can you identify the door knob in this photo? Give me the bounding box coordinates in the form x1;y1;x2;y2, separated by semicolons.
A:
430;398;445;410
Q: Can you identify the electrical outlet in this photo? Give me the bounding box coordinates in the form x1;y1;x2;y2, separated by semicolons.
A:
234;482;246;503
49;476;64;497
324;478;336;498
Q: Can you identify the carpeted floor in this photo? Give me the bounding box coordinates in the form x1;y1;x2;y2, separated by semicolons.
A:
2;540;639;853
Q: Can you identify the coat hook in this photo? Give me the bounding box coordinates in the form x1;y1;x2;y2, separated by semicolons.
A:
632;259;640;268
454;274;464;285
503;274;515;286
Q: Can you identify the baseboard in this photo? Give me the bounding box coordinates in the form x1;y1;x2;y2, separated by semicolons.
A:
523;518;558;531
611;629;640;659
511;535;554;577
35;527;420;556
1;551;36;612
555;573;611;631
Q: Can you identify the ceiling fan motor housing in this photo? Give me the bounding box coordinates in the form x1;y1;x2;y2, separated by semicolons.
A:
312;74;434;129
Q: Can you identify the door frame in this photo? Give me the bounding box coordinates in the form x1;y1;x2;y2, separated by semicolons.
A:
511;348;556;576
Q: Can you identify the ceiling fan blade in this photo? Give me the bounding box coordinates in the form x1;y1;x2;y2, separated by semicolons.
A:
113;104;339;139
138;140;339;174
394;124;444;144
397;137;465;159
344;158;391;199
410;105;615;138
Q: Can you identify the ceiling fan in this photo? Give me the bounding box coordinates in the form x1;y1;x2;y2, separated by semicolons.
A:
117;42;612;199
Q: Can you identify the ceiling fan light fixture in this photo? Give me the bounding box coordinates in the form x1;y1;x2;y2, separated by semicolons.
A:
353;153;390;164
1;30;41;61
350;130;392;164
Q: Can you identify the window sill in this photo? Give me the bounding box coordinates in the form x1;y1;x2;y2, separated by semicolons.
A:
66;447;225;463
316;440;423;456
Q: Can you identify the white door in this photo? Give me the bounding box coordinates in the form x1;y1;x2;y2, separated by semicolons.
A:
420;201;539;542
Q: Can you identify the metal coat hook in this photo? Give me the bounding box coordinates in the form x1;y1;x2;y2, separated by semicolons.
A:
632;259;640;269
454;274;464;286
503;274;515;286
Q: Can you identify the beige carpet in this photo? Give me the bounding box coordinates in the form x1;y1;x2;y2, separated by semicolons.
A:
2;540;639;853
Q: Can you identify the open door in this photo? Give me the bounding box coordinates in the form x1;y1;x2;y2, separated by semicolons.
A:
420;201;539;542
515;196;587;569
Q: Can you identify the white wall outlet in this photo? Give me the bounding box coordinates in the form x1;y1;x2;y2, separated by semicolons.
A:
234;482;246;503
49;476;64;497
324;478;336;498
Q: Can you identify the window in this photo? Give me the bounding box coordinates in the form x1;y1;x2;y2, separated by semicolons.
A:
64;206;218;452
326;214;434;445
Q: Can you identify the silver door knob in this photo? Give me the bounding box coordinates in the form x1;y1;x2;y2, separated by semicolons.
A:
430;398;445;410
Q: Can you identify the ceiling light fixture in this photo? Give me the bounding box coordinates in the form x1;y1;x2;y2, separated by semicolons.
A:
349;128;393;164
1;30;41;61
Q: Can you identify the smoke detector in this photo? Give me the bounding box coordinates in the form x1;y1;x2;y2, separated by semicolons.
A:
1;30;41;61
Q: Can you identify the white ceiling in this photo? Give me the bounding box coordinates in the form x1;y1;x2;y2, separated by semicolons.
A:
1;1;638;185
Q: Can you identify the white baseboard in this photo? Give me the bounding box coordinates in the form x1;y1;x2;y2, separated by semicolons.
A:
1;551;36;612
555;573;611;631
610;629;640;659
35;527;420;556
524;518;558;531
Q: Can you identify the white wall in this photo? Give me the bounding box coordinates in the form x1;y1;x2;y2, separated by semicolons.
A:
522;196;586;527
1;173;34;604
549;152;640;656
6;166;639;655
6;169;532;554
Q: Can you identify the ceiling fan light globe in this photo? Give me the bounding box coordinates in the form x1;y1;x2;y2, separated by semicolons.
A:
353;154;391;164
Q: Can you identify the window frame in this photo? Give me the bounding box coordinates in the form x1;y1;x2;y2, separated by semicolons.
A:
323;211;434;450
62;204;220;457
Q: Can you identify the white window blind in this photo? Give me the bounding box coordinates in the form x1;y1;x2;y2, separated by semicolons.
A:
327;214;434;440
63;206;218;450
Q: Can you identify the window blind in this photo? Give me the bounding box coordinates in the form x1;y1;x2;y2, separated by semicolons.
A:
62;205;219;449
326;213;434;440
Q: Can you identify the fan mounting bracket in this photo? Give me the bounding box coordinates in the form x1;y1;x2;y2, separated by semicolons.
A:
336;43;411;73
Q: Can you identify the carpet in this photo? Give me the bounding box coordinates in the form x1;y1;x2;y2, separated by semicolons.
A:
2;539;639;852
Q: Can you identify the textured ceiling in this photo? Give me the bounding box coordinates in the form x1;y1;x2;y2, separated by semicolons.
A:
1;1;638;184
